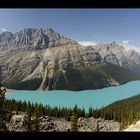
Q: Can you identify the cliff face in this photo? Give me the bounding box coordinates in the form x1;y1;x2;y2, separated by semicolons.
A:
0;28;64;49
0;28;140;90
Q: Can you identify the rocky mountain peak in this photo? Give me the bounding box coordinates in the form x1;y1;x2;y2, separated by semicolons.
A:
107;41;117;47
105;41;125;51
0;31;13;49
91;41;140;70
0;28;67;49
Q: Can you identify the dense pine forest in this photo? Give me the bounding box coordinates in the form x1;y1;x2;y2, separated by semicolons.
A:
3;99;86;121
94;93;140;130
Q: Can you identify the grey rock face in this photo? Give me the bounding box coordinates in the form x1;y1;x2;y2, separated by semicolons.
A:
0;32;103;90
125;50;140;70
7;114;25;132
77;117;120;132
0;28;140;90
38;116;70;132
1;29;140;71
6;114;120;132
104;53;119;65
12;28;36;47
0;28;65;49
93;41;140;71
0;31;13;50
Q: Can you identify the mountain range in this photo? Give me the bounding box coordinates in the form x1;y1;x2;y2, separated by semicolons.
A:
0;28;140;91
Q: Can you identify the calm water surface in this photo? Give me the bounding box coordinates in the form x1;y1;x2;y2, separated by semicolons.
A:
6;80;140;111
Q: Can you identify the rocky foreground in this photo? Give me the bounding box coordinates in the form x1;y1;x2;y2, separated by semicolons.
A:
6;113;120;132
123;120;140;131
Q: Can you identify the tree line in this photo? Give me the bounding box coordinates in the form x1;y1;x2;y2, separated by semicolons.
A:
3;99;87;121
93;93;140;130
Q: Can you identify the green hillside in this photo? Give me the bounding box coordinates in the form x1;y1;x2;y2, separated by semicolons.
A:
94;93;140;129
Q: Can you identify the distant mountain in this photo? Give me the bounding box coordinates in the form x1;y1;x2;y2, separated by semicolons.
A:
92;41;140;71
0;28;140;90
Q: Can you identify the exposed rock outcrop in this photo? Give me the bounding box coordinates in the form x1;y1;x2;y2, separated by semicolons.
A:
7;114;25;132
77;117;120;132
6;114;120;132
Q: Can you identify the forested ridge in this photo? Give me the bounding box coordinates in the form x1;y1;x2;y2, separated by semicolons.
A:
94;93;140;129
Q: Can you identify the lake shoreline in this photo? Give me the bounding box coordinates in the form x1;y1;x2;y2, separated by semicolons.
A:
3;88;17;94
5;80;140;111
4;80;140;93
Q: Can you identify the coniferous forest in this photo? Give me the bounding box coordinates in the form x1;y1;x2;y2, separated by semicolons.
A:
3;99;86;121
94;93;140;130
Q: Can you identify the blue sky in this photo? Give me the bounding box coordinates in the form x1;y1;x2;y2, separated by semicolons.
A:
1;9;140;52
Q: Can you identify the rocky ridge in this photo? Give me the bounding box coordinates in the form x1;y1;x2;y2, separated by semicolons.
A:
92;41;140;71
0;28;140;90
0;28;67;50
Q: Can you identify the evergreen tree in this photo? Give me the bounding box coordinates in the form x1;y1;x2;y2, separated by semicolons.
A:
96;121;100;132
0;83;7;131
81;108;85;117
65;109;72;121
23;107;32;132
32;106;40;132
70;110;78;132
88;107;94;117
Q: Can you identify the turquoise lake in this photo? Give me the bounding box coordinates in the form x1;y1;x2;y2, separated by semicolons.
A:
5;80;140;111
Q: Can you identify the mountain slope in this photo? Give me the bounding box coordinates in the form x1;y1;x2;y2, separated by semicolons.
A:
1;55;140;91
0;28;140;90
92;41;140;71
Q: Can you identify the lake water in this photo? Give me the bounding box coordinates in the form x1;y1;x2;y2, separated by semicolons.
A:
5;80;140;111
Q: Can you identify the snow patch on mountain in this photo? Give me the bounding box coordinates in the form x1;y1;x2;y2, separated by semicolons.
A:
121;40;140;55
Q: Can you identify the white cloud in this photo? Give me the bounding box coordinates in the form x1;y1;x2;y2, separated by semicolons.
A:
0;28;7;33
1;28;7;32
121;40;140;54
78;41;98;46
122;40;130;44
